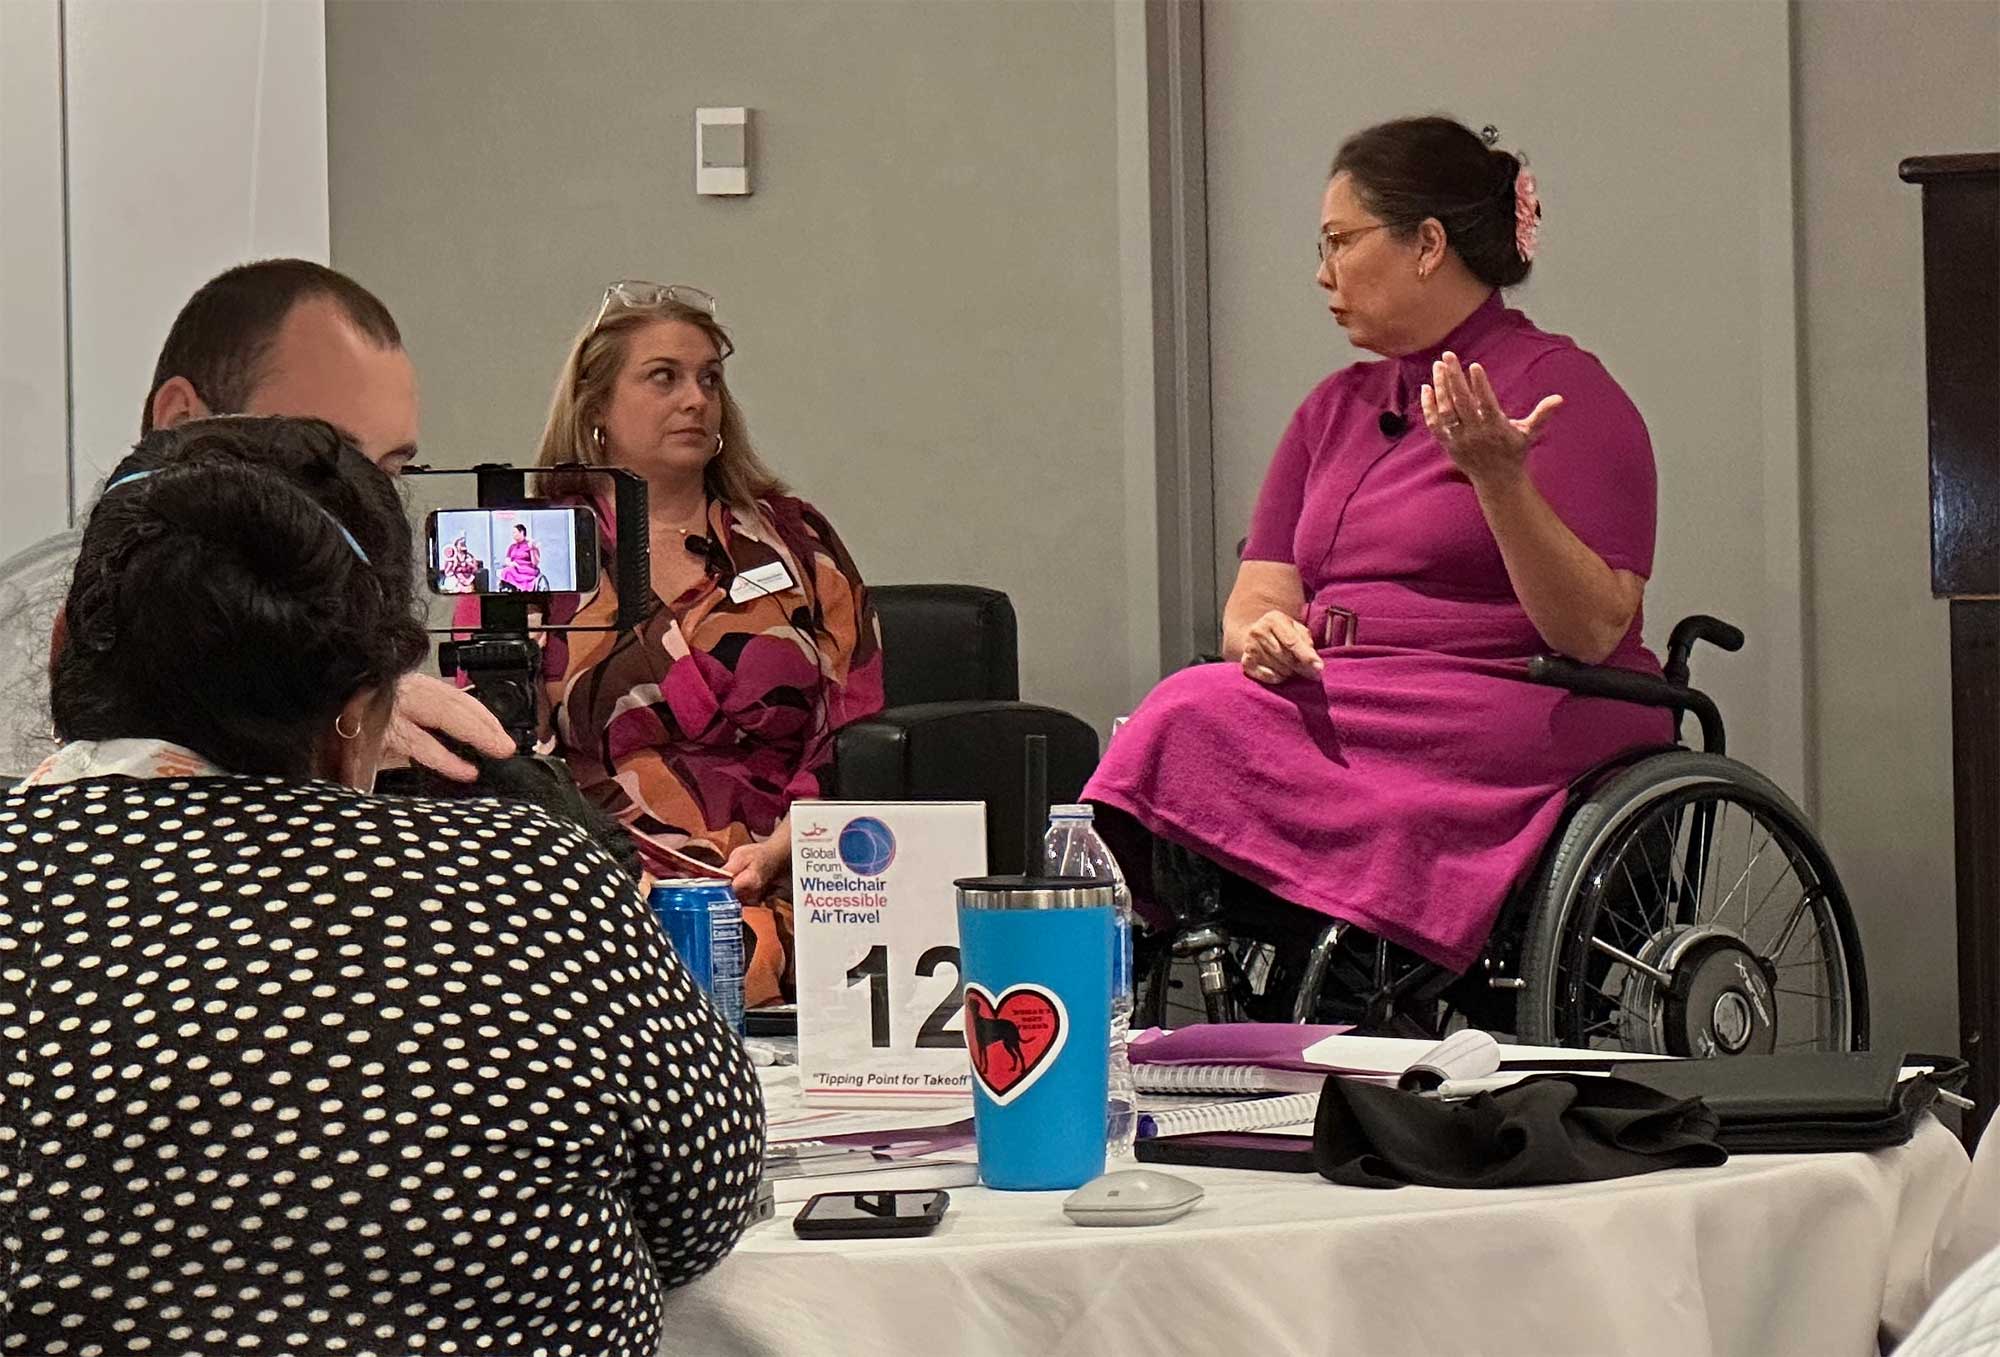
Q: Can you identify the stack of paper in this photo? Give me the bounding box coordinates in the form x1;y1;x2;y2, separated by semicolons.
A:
1129;1024;1676;1099
764;1117;978;1204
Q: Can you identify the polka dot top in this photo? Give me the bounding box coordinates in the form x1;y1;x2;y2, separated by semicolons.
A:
0;776;766;1356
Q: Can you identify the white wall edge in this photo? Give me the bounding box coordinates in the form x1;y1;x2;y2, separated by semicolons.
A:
1756;0;1810;805
62;0;330;498
1115;0;1162;722
0;0;75;559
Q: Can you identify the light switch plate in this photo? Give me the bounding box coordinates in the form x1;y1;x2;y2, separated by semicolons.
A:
696;107;752;196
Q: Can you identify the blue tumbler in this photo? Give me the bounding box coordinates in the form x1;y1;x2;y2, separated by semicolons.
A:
954;875;1115;1191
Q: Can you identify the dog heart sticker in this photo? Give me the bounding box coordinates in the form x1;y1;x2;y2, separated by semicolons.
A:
962;982;1069;1105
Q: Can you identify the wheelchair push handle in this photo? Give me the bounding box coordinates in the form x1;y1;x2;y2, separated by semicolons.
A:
1664;614;1744;688
1525;614;1733;757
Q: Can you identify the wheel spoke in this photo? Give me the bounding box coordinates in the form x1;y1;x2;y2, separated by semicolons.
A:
1542;781;1857;1054
1585;979;1630;1012
1741;859;1798;939
1763;889;1820;962
1709;821;1774;928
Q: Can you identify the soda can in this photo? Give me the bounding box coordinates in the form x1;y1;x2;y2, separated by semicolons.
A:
648;878;746;1035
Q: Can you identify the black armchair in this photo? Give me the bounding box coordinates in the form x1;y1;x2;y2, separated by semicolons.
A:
833;585;1100;874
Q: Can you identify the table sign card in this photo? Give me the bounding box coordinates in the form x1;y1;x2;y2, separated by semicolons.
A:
793;801;985;1106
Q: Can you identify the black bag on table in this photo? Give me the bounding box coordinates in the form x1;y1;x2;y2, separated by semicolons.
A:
1607;1050;1962;1154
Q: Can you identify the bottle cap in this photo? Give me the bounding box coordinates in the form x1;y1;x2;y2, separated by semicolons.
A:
1048;803;1093;819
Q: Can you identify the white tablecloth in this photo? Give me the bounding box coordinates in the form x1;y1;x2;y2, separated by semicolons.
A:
662;1067;1972;1357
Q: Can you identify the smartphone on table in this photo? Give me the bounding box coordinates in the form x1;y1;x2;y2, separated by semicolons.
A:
791;1189;951;1240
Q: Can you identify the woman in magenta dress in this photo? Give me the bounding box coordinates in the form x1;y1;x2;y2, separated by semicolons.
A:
1087;117;1673;974
499;522;542;591
441;535;481;593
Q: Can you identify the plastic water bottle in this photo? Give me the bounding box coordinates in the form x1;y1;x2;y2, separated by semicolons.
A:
1043;803;1136;1159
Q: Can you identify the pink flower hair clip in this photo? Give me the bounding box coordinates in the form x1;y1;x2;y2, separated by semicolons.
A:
1481;126;1542;263
1514;166;1541;263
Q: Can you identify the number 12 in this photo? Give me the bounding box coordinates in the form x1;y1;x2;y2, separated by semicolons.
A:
844;944;964;1049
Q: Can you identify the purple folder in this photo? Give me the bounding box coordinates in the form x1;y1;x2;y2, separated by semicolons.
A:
1126;1024;1354;1075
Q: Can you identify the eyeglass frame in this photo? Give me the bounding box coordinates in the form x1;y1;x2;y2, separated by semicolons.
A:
587;280;723;341
1315;220;1420;267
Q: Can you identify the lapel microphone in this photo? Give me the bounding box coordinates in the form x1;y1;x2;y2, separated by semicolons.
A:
1378;410;1407;437
683;533;734;584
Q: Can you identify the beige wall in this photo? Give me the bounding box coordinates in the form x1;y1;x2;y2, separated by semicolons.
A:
325;0;1142;728
1794;0;2000;1054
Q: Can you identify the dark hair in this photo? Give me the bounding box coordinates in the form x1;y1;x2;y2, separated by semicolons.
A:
378;756;646;887
141;259;403;434
1330;116;1532;289
53;416;427;777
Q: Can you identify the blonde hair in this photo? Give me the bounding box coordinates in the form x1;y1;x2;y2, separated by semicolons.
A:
534;297;786;507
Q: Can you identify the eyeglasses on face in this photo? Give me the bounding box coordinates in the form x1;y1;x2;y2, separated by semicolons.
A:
1315;222;1415;267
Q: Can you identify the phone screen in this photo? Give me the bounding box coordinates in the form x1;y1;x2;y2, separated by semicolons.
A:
797;1191;948;1225
426;505;599;596
788;1188;952;1241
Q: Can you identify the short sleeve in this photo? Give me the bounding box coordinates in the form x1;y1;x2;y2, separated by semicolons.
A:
1517;348;1658;578
1241;403;1314;564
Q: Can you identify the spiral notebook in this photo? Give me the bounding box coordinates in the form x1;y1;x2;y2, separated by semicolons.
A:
1136;1092;1321;1140
1132;1063;1326;1096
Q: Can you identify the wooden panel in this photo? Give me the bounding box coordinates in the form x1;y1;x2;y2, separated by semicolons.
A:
1904;154;2000;1142
1901;155;2000;599
1951;601;2000;1143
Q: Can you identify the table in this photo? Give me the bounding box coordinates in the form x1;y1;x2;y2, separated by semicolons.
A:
662;1066;1973;1357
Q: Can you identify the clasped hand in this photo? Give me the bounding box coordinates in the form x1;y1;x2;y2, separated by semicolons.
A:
1240;610;1324;686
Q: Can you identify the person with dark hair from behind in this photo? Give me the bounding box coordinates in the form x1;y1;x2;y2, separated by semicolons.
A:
2;417;764;1353
126;257;515;782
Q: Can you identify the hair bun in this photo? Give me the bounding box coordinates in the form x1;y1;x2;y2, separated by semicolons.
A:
1329;115;1534;289
52;416;429;778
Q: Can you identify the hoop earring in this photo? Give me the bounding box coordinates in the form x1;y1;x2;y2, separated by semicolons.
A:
335;713;362;741
712;433;724;459
592;426;607;457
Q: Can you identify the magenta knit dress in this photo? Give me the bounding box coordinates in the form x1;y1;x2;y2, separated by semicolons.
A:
1086;293;1675;972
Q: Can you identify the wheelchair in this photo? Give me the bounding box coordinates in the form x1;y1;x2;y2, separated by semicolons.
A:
1135;615;1870;1058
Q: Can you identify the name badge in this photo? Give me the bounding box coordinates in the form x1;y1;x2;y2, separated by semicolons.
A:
729;559;796;605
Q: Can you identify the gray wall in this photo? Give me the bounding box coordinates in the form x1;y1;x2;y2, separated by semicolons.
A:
325;0;1140;729
1794;0;2000;1055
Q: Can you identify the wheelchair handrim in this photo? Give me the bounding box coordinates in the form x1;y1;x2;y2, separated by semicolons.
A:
1529;771;1861;1053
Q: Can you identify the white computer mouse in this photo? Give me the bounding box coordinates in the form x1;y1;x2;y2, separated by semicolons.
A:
1062;1169;1205;1227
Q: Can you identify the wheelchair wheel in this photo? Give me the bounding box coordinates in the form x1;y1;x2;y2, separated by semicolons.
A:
1516;751;1868;1055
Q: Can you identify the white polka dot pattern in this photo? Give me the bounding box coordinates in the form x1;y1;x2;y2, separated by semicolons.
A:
0;777;766;1355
